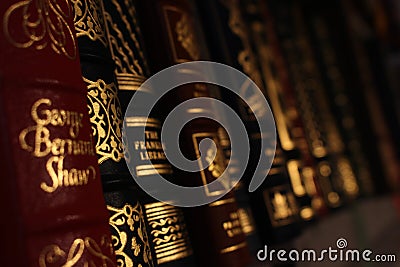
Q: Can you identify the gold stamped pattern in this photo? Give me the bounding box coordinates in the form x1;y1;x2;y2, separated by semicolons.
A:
103;0;148;90
163;5;200;62
39;235;115;266
192;133;230;196
84;77;124;163
108;203;154;267
71;0;107;46
3;0;76;59
175;13;200;60
264;186;299;227
145;202;193;264
220;0;263;87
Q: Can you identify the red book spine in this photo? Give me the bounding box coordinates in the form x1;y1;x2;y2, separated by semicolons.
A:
0;1;117;266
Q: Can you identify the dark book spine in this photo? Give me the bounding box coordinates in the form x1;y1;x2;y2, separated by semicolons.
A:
101;1;196;266
0;0;117;266
341;0;400;193
299;0;384;196
135;0;251;266
194;0;302;245
240;0;327;220
217;127;262;257
72;1;157;266
266;0;362;208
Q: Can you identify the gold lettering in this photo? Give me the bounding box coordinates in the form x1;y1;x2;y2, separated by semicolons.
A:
42;156;60;193
41;156;96;193
34;126;52;157
31;98;52;126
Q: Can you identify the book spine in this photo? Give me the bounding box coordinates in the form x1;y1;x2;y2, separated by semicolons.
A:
341;0;400;192
135;0;251;266
266;0;361;207
0;0;117;265
101;1;196;266
240;0;327;219
299;0;380;196
195;0;302;244
72;0;157;266
217;127;262;256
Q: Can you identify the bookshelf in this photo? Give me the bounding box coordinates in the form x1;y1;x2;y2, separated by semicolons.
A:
1;0;399;266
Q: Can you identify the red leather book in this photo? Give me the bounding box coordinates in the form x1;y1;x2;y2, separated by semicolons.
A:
0;1;117;266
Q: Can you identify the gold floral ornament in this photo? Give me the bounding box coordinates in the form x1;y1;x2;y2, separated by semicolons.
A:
108;203;154;267
85;77;124;164
39;235;116;267
71;0;107;46
3;0;76;59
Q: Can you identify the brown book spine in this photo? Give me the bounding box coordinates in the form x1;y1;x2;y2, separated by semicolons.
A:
135;0;251;266
0;0;117;266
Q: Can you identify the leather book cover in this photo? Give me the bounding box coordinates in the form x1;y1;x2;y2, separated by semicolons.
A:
135;0;251;266
341;0;400;193
299;0;384;197
194;0;303;244
240;0;328;219
0;0;117;266
72;0;158;266
264;0;362;209
102;0;196;265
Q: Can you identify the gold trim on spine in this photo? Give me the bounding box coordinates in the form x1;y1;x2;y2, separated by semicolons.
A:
126;117;161;128
84;77;124;164
107;203;154;267
144;202;193;264
117;75;147;91
286;160;306;197
72;0;107;46
136;164;173;177
39;235;115;267
208;197;235;207
237;208;255;235
102;0;149;90
220;242;247;254
4;0;77;59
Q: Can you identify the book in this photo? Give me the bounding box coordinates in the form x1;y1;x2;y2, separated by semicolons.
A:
135;0;252;266
0;0;117;265
341;0;400;193
299;0;386;196
194;0;303;245
72;0;156;266
240;0;327;220
101;0;196;266
265;0;362;208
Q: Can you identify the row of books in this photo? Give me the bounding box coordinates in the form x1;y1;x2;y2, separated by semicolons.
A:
1;0;398;266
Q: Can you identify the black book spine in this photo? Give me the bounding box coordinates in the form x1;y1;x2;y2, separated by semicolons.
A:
194;0;303;245
101;1;196;266
72;1;157;266
135;1;252;266
299;0;383;196
265;0;361;208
